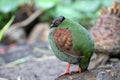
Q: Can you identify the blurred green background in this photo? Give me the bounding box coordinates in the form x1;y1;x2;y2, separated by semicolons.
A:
0;0;115;29
1;0;119;43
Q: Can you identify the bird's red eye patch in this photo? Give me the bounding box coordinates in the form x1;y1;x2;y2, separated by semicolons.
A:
55;21;60;25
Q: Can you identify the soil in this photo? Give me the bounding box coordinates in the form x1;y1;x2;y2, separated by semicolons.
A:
0;42;120;80
0;42;77;80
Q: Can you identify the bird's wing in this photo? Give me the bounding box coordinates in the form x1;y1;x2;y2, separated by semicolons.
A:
52;28;84;58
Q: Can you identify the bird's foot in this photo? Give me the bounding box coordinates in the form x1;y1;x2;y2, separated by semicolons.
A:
59;71;70;76
71;70;81;73
59;63;70;76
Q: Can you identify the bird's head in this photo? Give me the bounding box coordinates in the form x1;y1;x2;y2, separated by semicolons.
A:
50;16;65;28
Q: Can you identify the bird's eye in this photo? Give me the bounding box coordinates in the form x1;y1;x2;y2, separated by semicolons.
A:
55;20;60;25
50;16;65;28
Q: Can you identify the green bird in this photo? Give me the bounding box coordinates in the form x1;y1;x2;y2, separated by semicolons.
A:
49;16;94;76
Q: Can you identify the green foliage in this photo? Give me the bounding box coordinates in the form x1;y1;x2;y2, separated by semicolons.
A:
0;0;32;28
34;0;59;21
0;0;115;28
35;0;59;10
37;0;113;27
0;11;16;28
0;0;32;13
0;16;15;41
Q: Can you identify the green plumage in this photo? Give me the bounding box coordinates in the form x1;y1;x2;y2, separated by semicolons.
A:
49;17;94;71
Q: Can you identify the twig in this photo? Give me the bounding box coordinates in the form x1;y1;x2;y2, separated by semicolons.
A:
0;56;31;69
33;47;53;54
32;56;56;62
4;9;43;35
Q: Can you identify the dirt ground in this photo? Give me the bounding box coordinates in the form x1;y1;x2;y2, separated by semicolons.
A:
0;42;78;80
0;42;120;80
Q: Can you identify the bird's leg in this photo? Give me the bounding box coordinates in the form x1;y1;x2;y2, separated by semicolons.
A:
60;63;71;76
71;66;82;73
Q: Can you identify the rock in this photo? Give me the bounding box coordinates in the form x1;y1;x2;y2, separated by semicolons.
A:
96;71;107;80
109;58;119;63
2;28;26;44
27;23;50;44
88;53;109;69
0;42;49;64
90;2;120;56
0;42;120;80
55;62;120;80
89;1;120;68
0;78;8;80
